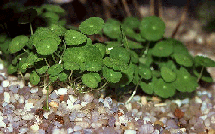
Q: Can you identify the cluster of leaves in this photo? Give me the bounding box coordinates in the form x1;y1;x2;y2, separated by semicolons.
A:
0;4;215;99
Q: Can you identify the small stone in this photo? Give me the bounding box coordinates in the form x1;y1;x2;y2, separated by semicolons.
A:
4;92;10;103
49;101;59;108
138;124;154;134
30;87;38;94
83;93;94;103
2;80;9;87
24;103;34;111
154;120;164;127
30;123;39;131
166;119;178;129
74;125;82;131
57;88;68;95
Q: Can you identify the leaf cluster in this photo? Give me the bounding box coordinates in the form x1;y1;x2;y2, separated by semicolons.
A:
1;4;215;99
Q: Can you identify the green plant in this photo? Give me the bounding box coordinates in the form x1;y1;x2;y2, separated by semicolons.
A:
0;4;215;104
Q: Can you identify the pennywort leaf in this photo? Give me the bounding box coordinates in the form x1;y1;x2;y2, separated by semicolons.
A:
79;17;105;35
173;54;193;67
82;73;101;88
161;66;176;82
64;30;87;45
47;64;63;76
140;16;165;41
102;66;122;83
30;71;40;85
9;35;29;54
194;55;215;67
103;19;121;39
152;40;173;57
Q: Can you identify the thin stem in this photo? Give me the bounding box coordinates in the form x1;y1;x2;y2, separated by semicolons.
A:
125;81;140;104
197;66;204;82
30;23;33;35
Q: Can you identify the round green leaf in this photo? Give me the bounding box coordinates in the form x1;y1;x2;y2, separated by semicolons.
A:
63;62;80;70
110;47;130;63
94;43;106;57
123;17;140;29
140;81;154;94
138;66;152;80
170;38;189;55
58;73;68;82
47;64;63;76
41;4;66;14
194;55;215;67
35;38;60;55
64;30;87;45
79;17;104;35
80;60;102;72
153;78;176;98
103;19;121;39
152;40;173;57
82;73;101;88
7;64;17;74
9;35;29;54
173;54;193;67
102;66;122;83
161;66;176;82
49;24;66;36
174;67;199;92
30;71;40;85
36;66;49;74
0;33;7;43
49;75;58;83
140;16;165;41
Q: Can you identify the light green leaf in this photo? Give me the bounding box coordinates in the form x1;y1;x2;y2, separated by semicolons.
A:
64;30;87;45
79;17;104;35
140;16;165;41
47;64;63;76
102;66;122;83
9;35;29;54
30;71;40;85
161;66;176;82
103;19;121;39
173;54;193;67
82;73;101;88
152;40;173;57
194;55;215;67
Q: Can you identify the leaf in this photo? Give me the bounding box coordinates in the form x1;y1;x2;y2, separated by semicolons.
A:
49;75;58;83
79;17;105;35
153;78;176;98
58;73;68;82
8;35;29;54
105;42;121;54
173;54;193;67
170;38;189;55
64;30;87;45
152;40;173;57
139;55;153;67
49;24;67;36
94;43;106;58
103;57;128;71
7;64;17;74
103;19;121;39
82;73;101;88
127;40;143;49
35;37;60;55
80;60;102;72
0;33;7;43
102;66;122;83
36;65;49;74
174;67;199;92
110;47;130;63
140;81;154;94
63;62;80;70
63;47;86;63
123;17;140;29
47;64;63;76
140;16;165;41
30;71;40;85
194;55;215;67
41;4;66;14
161;66;176;82
138;65;152;80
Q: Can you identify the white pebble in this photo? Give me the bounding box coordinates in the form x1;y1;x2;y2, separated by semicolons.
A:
181;98;189;104
0;116;6;128
4;92;10;103
57;88;68;95
22;113;34;120
172;99;182;107
124;130;136;134
81;102;88;107
143;116;151;124
74;125;82;131
2;80;9;87
67;127;74;133
7;123;13;132
0;63;3;70
30;87;38;93
195;96;202;103
19;128;28;133
18;96;25;103
30;123;39;131
24;103;34;111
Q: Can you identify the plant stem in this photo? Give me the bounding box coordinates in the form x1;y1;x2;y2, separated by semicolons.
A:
125;81;140;104
197;66;204;82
